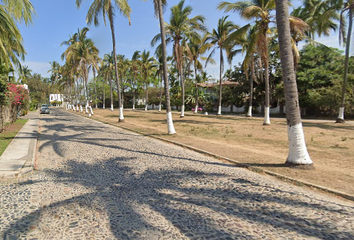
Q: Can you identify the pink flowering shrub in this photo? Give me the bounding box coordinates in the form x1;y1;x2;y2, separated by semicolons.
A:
7;83;29;107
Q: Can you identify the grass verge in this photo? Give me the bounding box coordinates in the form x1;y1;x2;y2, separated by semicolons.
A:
0;119;28;156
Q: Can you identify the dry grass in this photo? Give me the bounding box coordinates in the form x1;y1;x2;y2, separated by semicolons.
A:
81;108;354;196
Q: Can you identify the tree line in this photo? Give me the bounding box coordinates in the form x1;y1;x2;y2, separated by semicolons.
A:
2;0;354;167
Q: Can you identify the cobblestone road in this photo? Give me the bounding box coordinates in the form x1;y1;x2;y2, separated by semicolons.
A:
1;108;354;240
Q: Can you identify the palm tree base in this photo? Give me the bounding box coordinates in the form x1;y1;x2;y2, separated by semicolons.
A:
284;161;315;170
335;118;345;123
118;119;125;123
180;115;185;118
263;122;271;125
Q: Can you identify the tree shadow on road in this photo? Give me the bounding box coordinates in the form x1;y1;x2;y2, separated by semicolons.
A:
2;109;354;239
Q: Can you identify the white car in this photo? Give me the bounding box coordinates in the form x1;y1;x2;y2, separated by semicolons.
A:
40;104;50;114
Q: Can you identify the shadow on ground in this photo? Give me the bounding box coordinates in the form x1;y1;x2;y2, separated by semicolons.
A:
2;108;353;239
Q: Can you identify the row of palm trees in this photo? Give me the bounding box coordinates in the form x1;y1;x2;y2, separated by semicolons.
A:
50;0;354;167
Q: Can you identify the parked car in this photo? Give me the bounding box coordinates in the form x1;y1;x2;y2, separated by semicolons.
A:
40;106;50;114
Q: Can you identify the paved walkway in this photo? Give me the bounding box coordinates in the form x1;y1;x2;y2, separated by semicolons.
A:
0;108;353;239
0;111;39;179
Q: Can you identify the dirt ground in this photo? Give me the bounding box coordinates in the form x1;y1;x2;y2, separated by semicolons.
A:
77;108;354;196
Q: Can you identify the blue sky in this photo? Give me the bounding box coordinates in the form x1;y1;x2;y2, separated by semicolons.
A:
18;0;343;79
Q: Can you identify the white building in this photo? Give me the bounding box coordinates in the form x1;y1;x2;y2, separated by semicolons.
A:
49;94;63;103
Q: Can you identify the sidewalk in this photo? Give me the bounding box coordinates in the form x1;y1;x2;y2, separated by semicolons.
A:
0;111;39;179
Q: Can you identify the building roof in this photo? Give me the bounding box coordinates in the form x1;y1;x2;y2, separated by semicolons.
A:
197;80;239;88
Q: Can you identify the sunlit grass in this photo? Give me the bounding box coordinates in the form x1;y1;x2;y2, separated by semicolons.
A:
0;119;28;156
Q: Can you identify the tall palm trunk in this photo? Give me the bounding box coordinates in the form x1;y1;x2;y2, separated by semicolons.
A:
103;78;105;109
157;0;176;134
217;48;223;115
145;83;149;111
93;68;97;108
275;0;313;167
177;41;185;118
121;76;124;108
263;35;271;125
247;59;255;117
180;72;185;117
108;7;124;122
336;10;352;123
194;65;198;114
110;79;113;111
132;75;136;110
159;73;163;112
132;89;136;110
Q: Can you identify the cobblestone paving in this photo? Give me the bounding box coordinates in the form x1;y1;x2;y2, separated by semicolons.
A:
1;109;354;240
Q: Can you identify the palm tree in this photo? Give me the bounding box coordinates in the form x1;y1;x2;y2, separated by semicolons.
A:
102;51;116;111
292;0;343;40
130;51;141;110
76;0;131;122
17;65;32;84
205;16;242;115
0;0;35;70
48;61;61;85
62;27;100;112
152;0;206;118
185;34;212;114
153;0;176;134
336;0;354;123
242;26;260;117
275;0;313;167
219;0;275;125
140;50;156;111
117;54;130;108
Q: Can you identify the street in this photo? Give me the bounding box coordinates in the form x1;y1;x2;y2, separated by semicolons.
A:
1;108;353;239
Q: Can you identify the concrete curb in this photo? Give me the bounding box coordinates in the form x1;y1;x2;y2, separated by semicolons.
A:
69;109;354;202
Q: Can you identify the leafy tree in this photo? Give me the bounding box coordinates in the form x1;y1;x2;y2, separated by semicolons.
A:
27;73;50;109
297;44;344;115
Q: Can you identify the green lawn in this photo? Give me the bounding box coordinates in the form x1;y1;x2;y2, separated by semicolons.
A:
0;119;28;156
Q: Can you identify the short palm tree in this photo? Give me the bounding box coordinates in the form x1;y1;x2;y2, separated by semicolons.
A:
275;0;313;167
76;0;131;122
